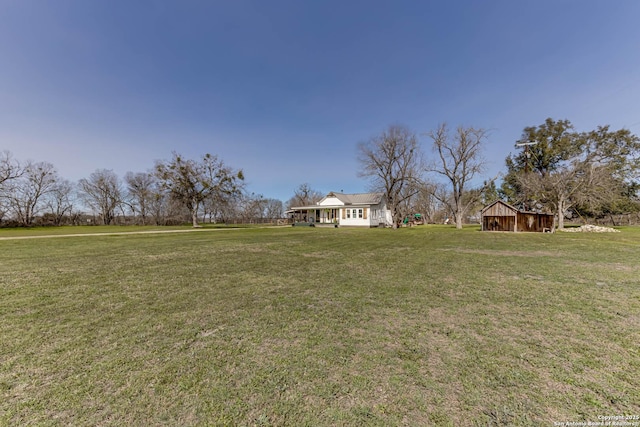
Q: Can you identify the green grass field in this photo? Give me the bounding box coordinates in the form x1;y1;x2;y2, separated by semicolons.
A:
1;225;639;426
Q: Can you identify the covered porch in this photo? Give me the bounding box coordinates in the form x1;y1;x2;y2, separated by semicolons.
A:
287;206;341;225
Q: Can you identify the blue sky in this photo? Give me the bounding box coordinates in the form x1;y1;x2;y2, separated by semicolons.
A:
2;1;640;202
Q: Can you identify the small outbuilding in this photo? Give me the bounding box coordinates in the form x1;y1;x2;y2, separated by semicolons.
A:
481;200;554;232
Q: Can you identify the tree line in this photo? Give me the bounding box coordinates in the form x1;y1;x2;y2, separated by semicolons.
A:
357;119;639;229
0;151;284;227
501;119;640;228
2;118;639;229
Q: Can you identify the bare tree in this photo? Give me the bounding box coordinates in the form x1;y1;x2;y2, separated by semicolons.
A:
0;197;8;223
204;195;236;224
149;188;172;225
8;161;59;226
44;179;76;226
224;193;282;224
78;169;124;225
411;181;443;224
0;151;23;188
518;156;628;229
286;183;324;209
0;151;23;222
357;125;423;228
426;123;491;229
233;192;266;223
125;171;158;225
265;198;284;219
155;153;244;227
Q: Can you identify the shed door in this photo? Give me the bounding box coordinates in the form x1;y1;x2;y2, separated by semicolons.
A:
484;216;515;231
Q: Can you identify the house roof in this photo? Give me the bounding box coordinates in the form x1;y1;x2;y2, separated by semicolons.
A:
288;192;385;211
322;192;384;205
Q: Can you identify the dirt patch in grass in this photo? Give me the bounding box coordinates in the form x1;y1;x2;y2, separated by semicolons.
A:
565;260;639;272
438;248;560;257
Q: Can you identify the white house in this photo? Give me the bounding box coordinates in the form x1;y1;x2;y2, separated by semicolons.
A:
289;192;392;227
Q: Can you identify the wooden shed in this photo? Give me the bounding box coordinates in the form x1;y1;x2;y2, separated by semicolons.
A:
481;200;554;232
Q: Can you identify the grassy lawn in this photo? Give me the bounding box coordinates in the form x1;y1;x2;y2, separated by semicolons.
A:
0;224;246;238
1;225;639;426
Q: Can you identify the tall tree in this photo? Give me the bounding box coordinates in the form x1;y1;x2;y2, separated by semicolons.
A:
155;152;244;227
572;125;640;223
0;151;23;221
503;119;640;228
78;169;124;225
0;151;22;188
426;123;491;229
265;198;284;219
480;179;500;206
9;161;59;226
238;192;267;222
125;171;158;225
410;181;444;224
204;194;235;224
516;163;611;229
44;179;76;226
357;125;423;228
148;187;172;225
501;118;578;209
581;125;640;182
286;183;324;209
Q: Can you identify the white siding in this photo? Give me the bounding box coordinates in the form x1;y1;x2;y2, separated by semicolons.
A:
337;204;392;227
319;197;344;206
340;207;368;226
368;203;392;227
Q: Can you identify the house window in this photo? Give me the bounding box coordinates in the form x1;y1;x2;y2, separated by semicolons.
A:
352;209;357;218
346;209;351;219
358;209;363;218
